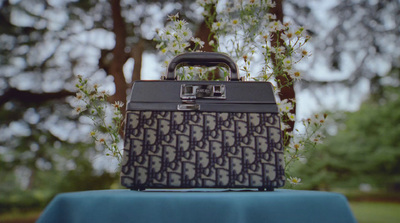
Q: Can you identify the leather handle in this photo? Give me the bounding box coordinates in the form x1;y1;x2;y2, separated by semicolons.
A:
166;52;239;81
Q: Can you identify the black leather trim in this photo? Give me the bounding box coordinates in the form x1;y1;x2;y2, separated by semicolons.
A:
128;102;278;113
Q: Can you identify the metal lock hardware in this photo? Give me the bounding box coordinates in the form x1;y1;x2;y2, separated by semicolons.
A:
180;84;226;100
178;84;226;111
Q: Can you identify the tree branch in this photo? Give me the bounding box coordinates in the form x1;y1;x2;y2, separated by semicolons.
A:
0;88;74;107
108;0;129;110
131;39;145;83
271;0;296;145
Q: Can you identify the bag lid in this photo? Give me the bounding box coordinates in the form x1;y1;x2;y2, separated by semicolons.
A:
127;80;278;113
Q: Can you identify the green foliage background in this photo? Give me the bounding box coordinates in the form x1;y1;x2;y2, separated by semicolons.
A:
292;72;400;191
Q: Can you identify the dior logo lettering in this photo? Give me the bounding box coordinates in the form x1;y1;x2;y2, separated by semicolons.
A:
196;88;211;94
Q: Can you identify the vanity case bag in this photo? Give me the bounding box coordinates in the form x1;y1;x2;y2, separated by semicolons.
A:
121;52;285;191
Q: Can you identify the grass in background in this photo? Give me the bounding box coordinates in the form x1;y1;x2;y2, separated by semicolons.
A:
0;209;41;223
350;202;400;223
1;202;400;223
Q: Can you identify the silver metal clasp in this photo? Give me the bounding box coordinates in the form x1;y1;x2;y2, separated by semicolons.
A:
180;84;226;100
177;104;200;111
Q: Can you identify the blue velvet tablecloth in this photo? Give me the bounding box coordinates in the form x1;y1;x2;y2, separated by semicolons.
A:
37;189;357;223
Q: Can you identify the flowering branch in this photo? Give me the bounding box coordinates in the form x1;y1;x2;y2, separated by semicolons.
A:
156;1;324;186
72;1;328;186
71;75;124;162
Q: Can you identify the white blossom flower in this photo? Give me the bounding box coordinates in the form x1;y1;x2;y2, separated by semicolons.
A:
310;133;325;144
311;113;327;126
273;86;281;96
266;0;276;8
283;58;292;68
260;33;272;44
232;19;239;26
267;20;285;32
72;105;87;115
160;48;167;54
288;112;296;121
175;19;188;27
287;70;302;80
90;130;98;138
281;30;296;42
277;99;293;113
112;101;124;109
95;133;108;145
288;176;302;185
300;48;309;57
289;138;304;152
178;27;192;39
92;83;100;90
167;12;179;21
280;122;290;131
75;92;84;100
212;21;225;31
265;13;276;20
191;37;205;48
269;46;285;55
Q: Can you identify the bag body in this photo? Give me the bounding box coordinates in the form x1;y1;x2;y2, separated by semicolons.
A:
121;53;285;191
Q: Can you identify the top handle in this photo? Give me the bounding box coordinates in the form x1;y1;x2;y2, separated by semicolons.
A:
166;52;239;81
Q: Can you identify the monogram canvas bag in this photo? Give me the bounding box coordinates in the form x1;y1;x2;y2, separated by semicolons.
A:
121;52;285;191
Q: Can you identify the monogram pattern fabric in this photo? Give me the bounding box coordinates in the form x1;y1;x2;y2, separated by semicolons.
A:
121;111;285;190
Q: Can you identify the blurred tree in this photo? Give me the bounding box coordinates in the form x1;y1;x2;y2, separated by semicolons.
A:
280;0;400;191
285;0;400;108
0;0;202;199
0;0;287;194
293;65;400;191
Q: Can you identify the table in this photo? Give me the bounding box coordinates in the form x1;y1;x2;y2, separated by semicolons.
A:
37;189;357;223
